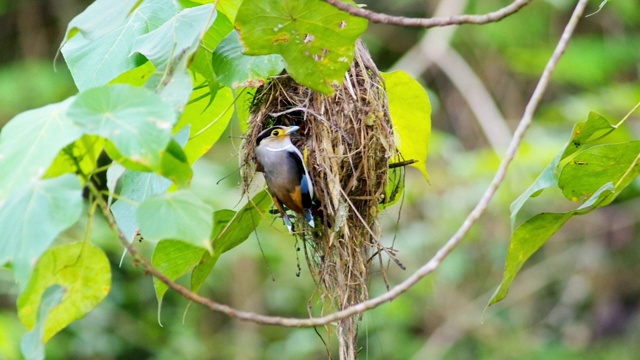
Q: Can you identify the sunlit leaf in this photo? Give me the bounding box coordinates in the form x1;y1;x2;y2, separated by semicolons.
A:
133;5;215;71
137;190;213;251
109;61;156;87
212;30;285;88
558;141;640;202
509;154;561;228
191;190;272;293
44;136;105;180
490;183;615;306
68;84;177;169
0;97;81;198
152;240;207;308
132;4;216;110
0;175;83;286
159;138;193;188
212;190;271;254
382;70;431;180
110;170;172;242
20;285;64;360
190;10;233;86
560;112;616;159
489;212;572;306
150;192;269;311
191;0;243;23
177;85;235;163
510;112;617;227
18;243;111;343
235;0;368;94
61;0;179;90
495;110;639;307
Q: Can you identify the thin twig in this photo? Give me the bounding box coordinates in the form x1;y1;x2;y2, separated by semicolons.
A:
323;0;532;28
98;0;588;327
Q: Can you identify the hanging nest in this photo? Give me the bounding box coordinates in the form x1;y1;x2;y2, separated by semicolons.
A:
241;40;401;357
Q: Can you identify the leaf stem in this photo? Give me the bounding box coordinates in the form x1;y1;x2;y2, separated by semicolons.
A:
615;100;640;128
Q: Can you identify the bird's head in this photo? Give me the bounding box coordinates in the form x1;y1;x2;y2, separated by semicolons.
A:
256;125;299;149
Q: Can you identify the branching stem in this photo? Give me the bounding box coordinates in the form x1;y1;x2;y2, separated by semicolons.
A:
96;0;589;327
322;0;532;28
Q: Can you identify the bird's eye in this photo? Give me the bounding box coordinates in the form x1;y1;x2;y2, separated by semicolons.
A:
271;130;280;136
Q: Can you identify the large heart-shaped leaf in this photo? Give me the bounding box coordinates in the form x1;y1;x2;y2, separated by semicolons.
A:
132;4;216;110
0;175;83;286
0;97;81;198
109;169;173;242
212;30;285;88
151;191;271;307
18;243;111;343
235;0;368;94
61;0;179;90
20;285;65;360
68;84;177;169
137;190;213;251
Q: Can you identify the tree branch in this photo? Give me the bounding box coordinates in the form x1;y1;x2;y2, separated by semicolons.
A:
323;0;532;28
98;0;588;327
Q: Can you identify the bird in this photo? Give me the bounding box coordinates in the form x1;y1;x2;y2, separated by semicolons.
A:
255;125;315;232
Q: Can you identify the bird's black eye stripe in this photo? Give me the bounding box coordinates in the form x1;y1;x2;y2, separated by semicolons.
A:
256;126;285;146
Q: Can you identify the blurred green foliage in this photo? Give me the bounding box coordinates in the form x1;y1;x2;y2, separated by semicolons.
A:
0;0;639;359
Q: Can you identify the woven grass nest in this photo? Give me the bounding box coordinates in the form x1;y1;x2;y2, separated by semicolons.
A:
241;41;401;355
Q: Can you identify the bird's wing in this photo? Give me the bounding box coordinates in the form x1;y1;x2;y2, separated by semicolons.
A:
286;150;314;209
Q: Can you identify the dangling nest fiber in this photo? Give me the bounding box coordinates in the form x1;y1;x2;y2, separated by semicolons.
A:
242;40;399;357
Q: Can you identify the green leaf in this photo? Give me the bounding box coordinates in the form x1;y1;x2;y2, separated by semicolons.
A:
212;30;285;88
44;136;105;180
132;4;216;110
191;190;272;293
137;190;213;251
20;285;64;360
17;243;111;343
212;190;271;254
510;112;617;227
159;138;193;188
0;175;83;286
382;70;431;180
489;212;573;306
509;154;561;228
381;166;404;209
558;141;640;202
152;240;207;308
109;61;156;87
561;112;616;159
68;84;177;169
151;192;270;310
0;97;81;198
235;0;368;94
191;0;242;22
490;183;615;306
61;0;179;90
133;5;215;71
110;170;172;241
177;85;235;163
190;10;233;84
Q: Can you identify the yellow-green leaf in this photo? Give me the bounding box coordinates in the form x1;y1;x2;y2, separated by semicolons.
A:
18;243;111;343
382;70;431;180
